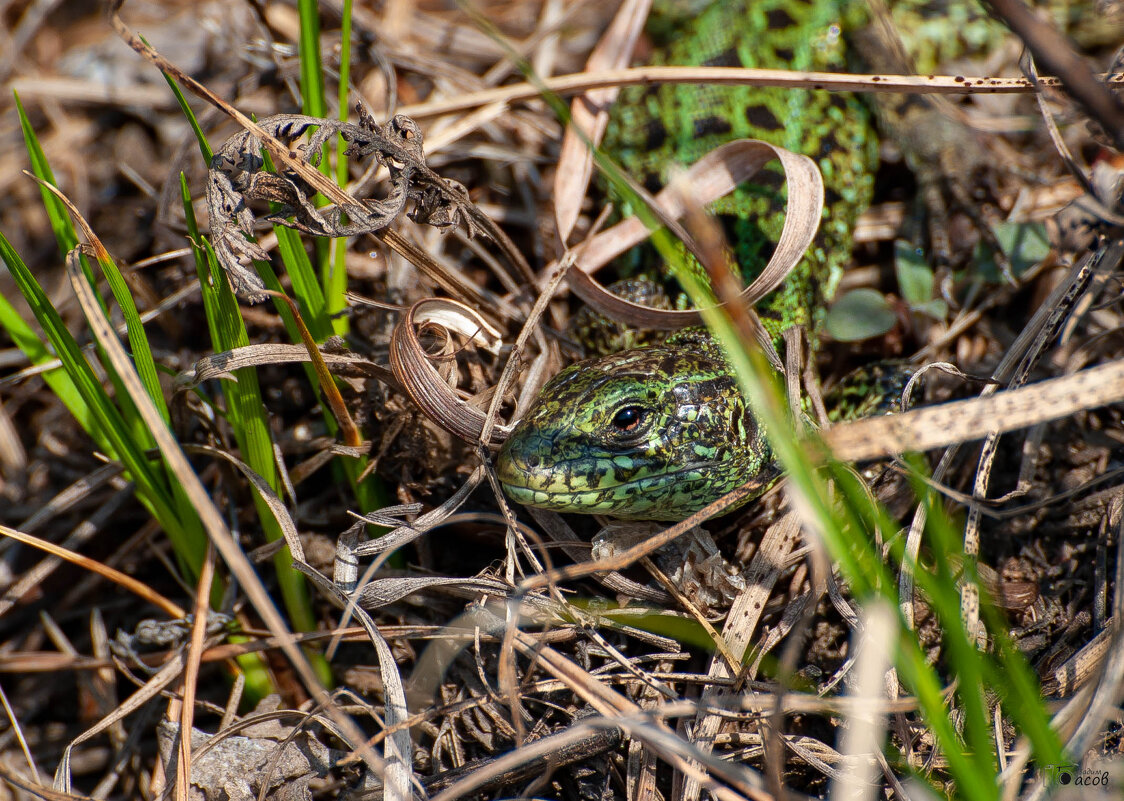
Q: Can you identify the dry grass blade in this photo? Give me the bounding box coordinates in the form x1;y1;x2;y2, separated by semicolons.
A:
369;229;513;317
0;483;133;619
267;291;363;448
187;343;400;392
825;354;1124;462
426;719;622;799
351;575;515;610
1059;500;1124;758
396;65;1115;120
183;445;305;564
683;511;802;801
176;547;216;801
55;652;190;793
420;721;623;796
0;523;184;619
424;607;769;801
0;681;37;780
13;463;125;535
898;243;1104;629
523;506;671;603
830;601;896;801
502;629;774;801
0;403;25;471
1044;624;1114;697
293;568;411;799
553;0;650;243
0;767;95;801
351;466;489;557
566;139;823;331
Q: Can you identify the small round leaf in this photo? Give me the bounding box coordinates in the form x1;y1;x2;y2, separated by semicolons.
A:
825;289;897;342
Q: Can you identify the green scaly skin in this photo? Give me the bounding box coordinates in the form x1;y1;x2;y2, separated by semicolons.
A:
496;0;995;521
498;330;775;520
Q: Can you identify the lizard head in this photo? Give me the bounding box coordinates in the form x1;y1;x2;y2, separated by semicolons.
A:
495;340;773;521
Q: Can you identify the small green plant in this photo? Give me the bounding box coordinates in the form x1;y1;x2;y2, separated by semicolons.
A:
826;221;1049;342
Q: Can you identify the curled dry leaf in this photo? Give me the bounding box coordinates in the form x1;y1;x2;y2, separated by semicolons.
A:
412;304;503;355
390;299;511;446
207;109;480;302
390;140;821;447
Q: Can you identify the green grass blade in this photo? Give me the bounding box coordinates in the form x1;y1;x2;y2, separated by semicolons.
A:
336;0;353;129
833;463;1000;797
0;233;123;460
329;0;354;337
160;68;214;163
14;91;149;431
87;244;168;425
13;92;77;260
297;0;327;119
0;233;203;576
913;462;1065;770
296;0;344;330
182;176;333;686
667;250;1011;797
0;282;91;431
222;245;389;515
921;518;997;779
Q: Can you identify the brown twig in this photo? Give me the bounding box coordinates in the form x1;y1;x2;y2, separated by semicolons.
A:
984;0;1124;151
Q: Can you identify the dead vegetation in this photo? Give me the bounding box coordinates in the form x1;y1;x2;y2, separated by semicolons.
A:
0;0;1122;799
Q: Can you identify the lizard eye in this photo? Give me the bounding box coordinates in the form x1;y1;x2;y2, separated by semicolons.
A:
610;406;645;433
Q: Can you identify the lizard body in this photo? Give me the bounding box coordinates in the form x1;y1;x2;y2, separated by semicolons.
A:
496;0;999;520
603;0;877;339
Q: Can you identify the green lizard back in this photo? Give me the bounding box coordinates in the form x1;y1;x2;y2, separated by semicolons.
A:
603;0;879;341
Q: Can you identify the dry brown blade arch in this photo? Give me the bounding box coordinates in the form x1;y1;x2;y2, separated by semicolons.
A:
565;138;824;333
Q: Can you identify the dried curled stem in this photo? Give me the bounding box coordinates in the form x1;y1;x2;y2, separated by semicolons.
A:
207;108;480;302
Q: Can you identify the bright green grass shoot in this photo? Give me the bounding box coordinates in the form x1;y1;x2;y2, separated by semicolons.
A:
331;0;355;337
8;93;211;584
296;0;350;337
3;92;293;697
181;175;332;688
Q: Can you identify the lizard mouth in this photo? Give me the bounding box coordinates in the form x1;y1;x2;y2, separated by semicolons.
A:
496;460;723;520
498;463;715;493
